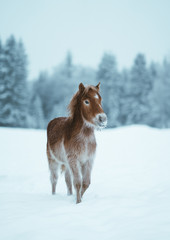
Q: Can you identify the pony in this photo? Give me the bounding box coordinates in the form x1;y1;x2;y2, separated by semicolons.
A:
46;83;107;203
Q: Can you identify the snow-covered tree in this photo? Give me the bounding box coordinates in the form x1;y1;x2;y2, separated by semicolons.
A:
127;54;151;124
0;36;18;126
151;59;170;128
63;51;73;79
0;39;5;125
146;62;161;127
118;69;132;125
0;36;28;127
28;93;45;129
97;53;120;127
33;71;50;121
14;40;28;127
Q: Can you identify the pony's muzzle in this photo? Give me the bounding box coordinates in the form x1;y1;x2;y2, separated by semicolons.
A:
96;113;107;128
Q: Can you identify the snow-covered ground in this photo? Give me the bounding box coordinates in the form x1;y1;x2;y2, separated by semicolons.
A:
0;126;170;240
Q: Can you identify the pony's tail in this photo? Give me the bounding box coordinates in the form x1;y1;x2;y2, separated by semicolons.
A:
61;164;65;174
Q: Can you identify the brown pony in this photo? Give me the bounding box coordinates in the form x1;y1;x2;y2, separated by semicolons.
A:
46;83;107;203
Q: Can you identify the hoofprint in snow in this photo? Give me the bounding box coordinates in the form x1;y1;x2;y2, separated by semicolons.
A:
0;126;170;240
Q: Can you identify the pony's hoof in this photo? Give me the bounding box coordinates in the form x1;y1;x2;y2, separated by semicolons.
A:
76;199;81;204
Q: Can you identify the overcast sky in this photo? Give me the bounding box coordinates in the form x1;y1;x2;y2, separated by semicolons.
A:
0;0;170;80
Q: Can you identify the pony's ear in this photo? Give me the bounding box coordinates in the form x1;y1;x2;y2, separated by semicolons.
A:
96;82;100;91
79;83;85;92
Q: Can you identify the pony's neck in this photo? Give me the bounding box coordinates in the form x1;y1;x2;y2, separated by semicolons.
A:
69;109;94;136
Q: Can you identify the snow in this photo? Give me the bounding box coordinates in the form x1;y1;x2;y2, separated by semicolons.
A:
0;125;170;240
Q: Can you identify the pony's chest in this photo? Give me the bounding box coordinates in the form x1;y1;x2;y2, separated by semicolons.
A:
78;135;96;163
65;132;96;163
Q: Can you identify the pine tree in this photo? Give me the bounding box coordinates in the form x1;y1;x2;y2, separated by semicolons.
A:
0;39;5;125
97;53;120;127
118;69;131;125
127;54;151;124
147;62;161;127
33;71;51;122
0;36;17;126
151;59;170;128
64;51;73;78
0;36;28;127
14;40;28;127
28;93;44;129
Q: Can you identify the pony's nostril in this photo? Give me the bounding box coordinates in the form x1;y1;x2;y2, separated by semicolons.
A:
99;116;103;122
96;113;107;128
98;114;107;123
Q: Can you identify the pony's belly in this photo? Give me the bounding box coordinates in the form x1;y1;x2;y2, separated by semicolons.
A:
50;142;67;164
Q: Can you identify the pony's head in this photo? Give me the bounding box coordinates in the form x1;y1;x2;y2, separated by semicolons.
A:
68;83;107;129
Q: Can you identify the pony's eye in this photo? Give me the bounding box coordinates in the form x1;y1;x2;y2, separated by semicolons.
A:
84;100;90;105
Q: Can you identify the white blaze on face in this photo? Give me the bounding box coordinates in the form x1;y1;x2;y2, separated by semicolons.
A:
94;94;99;99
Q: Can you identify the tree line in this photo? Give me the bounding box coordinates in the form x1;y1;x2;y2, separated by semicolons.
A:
0;35;170;129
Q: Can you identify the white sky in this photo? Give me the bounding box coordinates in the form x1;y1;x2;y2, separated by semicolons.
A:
0;0;170;80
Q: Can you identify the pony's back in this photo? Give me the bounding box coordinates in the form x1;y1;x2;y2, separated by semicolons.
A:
47;117;67;146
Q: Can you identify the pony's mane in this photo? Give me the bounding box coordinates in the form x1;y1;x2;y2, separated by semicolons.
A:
68;85;97;118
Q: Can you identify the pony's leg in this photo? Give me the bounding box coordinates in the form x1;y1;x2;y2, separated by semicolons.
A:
65;168;73;195
48;157;59;195
68;160;82;204
81;160;93;197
